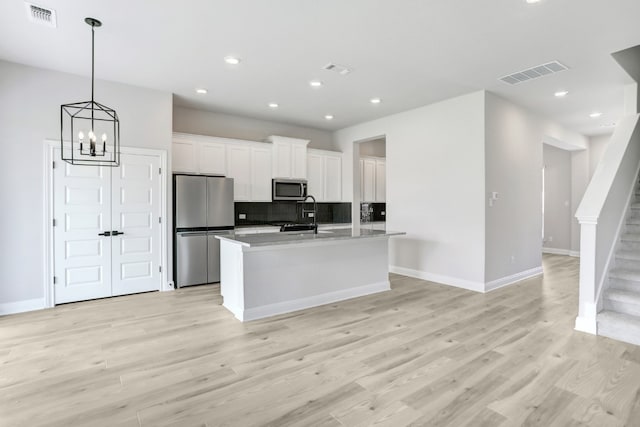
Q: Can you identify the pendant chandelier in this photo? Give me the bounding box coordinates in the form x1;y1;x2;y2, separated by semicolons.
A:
60;17;120;167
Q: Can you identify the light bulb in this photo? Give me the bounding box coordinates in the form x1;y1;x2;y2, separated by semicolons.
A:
101;133;107;142
78;131;84;140
88;130;95;141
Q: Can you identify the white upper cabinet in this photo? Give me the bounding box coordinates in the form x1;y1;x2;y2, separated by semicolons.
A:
226;144;251;201
172;138;198;173
198;141;226;175
250;145;272;201
375;159;386;202
360;156;386;202
268;135;309;179
307;149;342;202
307;152;324;200
362;158;376;202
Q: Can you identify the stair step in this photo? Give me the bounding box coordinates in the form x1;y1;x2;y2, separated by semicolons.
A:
627;216;640;225
625;224;640;234
604;288;640;316
609;267;640;281
609;277;640;292
619;240;640;252
616;250;640;262
621;232;640;242
598;310;640;346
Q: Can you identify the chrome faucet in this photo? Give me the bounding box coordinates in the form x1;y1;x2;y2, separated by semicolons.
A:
301;194;318;234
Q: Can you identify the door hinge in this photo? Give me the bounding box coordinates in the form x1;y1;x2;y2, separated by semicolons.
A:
159;266;162;273
159;216;162;224
53;276;57;284
52;161;55;169
159;167;162;175
52;218;56;227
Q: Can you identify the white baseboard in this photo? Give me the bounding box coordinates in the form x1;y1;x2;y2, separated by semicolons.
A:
542;247;572;256
575;315;597;335
485;266;543;292
389;266;485;293
0;298;46;316
228;281;391;322
569;250;580;258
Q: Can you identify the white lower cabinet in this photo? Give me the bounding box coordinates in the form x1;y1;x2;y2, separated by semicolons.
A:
307;149;342;202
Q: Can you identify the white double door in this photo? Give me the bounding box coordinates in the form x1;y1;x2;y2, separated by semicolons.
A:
53;149;162;304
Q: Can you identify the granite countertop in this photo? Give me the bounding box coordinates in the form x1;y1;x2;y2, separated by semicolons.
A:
217;228;404;248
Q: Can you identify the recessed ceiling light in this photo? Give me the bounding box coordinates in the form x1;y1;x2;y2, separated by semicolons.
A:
196;88;207;94
309;80;323;88
589;112;602;118
526;0;541;3
370;98;381;104
268;102;279;108
224;56;241;65
554;90;568;97
324;115;334;120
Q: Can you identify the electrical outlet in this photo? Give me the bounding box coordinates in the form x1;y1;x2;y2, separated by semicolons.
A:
308;212;314;217
510;255;515;264
548;236;553;242
238;213;246;220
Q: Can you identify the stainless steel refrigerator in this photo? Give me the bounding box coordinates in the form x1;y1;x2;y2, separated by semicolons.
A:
173;174;234;287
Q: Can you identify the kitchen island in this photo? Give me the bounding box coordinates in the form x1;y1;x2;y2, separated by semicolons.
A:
216;228;404;321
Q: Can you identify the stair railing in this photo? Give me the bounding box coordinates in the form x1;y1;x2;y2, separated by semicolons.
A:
575;114;640;334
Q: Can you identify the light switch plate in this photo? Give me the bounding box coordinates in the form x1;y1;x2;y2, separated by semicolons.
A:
239;213;246;219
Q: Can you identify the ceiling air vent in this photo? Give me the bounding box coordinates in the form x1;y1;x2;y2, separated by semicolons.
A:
323;63;352;75
499;60;568;85
25;2;57;28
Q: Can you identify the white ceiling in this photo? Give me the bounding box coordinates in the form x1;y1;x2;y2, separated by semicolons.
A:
1;0;639;136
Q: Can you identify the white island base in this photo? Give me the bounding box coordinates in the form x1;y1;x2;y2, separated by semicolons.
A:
218;230;401;321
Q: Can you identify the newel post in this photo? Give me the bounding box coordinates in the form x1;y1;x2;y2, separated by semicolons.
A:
575;218;598;334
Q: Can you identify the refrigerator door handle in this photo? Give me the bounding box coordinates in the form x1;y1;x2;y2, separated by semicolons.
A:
178;231;208;237
98;231;111;236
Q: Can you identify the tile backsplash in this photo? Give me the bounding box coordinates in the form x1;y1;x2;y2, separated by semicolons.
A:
235;201;352;226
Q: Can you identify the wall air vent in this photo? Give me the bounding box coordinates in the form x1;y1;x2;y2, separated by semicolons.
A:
323;63;352;75
25;2;57;28
499;61;568;85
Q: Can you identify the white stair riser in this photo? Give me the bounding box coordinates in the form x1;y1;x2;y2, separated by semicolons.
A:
604;297;640;316
598;320;640;346
614;259;640;271
619;241;640;252
626;225;640;234
609;277;640;292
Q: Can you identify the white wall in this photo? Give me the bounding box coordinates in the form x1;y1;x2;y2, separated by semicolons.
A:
589;134;612;178
543;144;572;252
0;60;173;307
484;93;589;283
173;106;334;150
571;150;590;254
334;92;487;290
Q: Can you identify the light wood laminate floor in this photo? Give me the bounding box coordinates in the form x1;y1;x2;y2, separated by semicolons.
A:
2;255;640;426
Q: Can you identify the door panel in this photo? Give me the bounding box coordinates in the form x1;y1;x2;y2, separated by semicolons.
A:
175;175;206;228
176;233;208;286
111;153;161;296
54;149;112;304
207;177;234;227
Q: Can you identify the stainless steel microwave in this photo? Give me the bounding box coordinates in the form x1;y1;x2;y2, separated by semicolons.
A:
272;178;308;201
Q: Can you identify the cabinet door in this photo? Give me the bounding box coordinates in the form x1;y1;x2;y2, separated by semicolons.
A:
307;153;324;201
251;147;272;201
226;145;251;201
360;159;364;201
172;140;197;173
292;143;307;179
199;142;226;175
375;159;386;202
363;158;376;202
324;155;342;202
273;142;292;178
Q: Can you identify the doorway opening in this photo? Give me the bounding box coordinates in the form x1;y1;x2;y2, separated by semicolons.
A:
353;136;386;231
